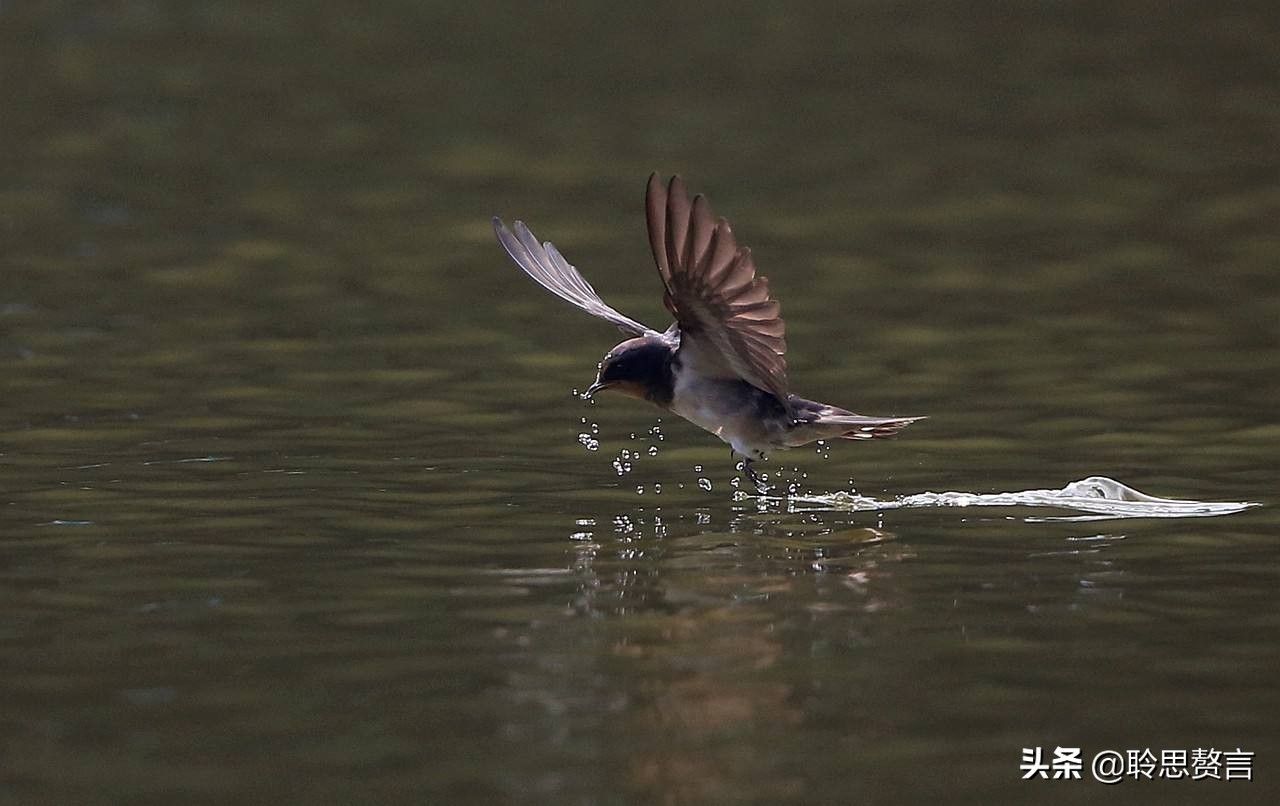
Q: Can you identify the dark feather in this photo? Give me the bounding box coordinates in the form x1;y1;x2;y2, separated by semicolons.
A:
643;174;791;406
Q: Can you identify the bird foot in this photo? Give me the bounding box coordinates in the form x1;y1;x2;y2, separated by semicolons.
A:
733;452;770;494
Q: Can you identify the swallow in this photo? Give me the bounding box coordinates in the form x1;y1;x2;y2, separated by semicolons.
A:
493;174;923;489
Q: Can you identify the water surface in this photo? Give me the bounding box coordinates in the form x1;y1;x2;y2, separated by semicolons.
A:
2;3;1278;804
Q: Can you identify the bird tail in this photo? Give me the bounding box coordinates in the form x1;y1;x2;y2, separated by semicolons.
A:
782;397;925;447
823;414;926;441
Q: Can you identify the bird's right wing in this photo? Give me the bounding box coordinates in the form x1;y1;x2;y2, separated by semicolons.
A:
493;217;657;337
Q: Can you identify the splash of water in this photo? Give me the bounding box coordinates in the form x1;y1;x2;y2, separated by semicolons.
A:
576;416;601;452
750;476;1259;521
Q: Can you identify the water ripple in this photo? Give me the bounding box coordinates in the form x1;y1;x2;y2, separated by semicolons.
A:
752;476;1260;521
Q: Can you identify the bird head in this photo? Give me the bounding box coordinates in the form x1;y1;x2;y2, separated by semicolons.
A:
583;337;671;402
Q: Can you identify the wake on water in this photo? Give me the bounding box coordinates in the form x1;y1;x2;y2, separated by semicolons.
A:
577;416;1259;521
746;476;1260;522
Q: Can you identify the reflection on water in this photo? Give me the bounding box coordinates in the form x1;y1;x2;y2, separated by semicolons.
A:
522;521;917;801
499;499;1175;802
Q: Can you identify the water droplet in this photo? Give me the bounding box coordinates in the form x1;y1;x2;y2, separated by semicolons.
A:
577;433;600;451
694;464;703;472
647;446;658;456
636;485;644;495
697;478;712;491
653;483;662;494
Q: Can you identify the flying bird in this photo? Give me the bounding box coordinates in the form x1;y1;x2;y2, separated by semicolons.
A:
493;174;922;488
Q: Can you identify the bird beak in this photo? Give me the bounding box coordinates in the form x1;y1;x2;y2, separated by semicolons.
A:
582;380;610;399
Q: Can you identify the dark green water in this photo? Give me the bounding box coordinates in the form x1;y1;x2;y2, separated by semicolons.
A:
2;3;1278;803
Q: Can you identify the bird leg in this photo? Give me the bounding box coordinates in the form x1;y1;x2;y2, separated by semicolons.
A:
732;450;769;493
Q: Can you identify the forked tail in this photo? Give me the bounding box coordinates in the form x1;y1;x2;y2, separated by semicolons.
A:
783;397;925;447
831;415;925;440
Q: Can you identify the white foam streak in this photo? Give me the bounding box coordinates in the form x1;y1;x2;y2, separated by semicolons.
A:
757;476;1259;520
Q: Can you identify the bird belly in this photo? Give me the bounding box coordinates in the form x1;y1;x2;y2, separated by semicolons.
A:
669;373;783;459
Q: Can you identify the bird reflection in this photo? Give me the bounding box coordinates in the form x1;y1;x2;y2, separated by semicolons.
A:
556;509;907;801
488;502;1133;803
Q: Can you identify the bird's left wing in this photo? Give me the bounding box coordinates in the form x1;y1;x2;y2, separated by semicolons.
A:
493;217;658;337
645;174;790;404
